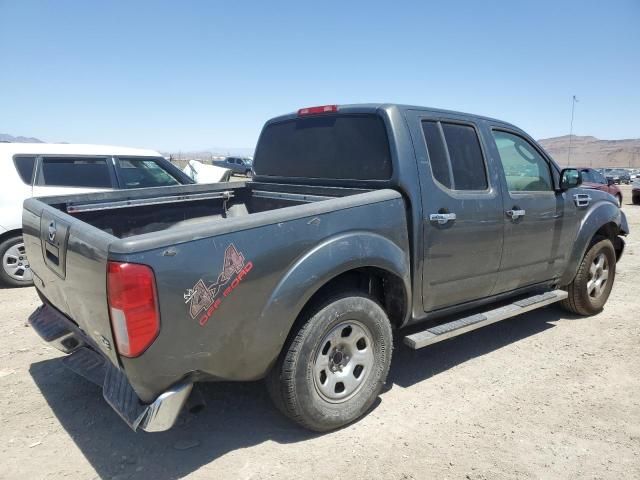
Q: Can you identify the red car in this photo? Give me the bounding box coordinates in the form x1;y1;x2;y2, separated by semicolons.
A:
579;168;623;204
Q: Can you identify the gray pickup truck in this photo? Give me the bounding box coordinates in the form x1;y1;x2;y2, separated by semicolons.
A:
24;104;628;433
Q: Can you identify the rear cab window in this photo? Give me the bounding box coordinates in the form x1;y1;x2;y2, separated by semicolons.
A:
254;114;392;180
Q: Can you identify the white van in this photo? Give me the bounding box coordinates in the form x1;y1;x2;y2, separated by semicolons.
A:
0;143;203;286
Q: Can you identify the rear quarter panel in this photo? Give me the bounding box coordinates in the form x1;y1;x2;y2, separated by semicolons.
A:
113;190;410;401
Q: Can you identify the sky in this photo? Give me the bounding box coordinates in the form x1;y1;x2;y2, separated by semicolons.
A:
1;0;639;152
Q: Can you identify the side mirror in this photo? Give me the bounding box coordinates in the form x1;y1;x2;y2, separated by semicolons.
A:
559;168;582;191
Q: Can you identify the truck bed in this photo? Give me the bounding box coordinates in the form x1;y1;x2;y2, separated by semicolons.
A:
40;181;370;239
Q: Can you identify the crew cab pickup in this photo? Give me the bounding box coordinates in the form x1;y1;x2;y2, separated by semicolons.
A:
24;104;629;432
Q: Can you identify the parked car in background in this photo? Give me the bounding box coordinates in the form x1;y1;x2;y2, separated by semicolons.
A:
182;160;232;183
578;167;623;204
212;156;253;177
604;168;631;184
0;143;193;287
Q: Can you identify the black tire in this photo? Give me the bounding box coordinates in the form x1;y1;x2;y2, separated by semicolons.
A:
633;195;640;205
0;235;33;288
245;170;253;178
616;193;622;205
267;292;393;432
560;238;616;316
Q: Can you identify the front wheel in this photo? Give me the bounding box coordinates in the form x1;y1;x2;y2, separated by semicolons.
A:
267;292;393;432
560;238;616;315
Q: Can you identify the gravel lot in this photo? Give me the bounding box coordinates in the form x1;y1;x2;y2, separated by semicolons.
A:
1;186;638;480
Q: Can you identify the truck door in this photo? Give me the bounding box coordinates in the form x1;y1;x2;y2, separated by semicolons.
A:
407;111;505;312
487;127;565;293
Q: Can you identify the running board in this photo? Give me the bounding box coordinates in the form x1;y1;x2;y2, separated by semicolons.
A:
404;290;568;350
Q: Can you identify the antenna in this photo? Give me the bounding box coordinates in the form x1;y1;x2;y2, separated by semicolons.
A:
567;95;579;166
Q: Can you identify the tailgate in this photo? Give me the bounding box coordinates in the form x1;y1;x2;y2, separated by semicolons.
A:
22;198;119;365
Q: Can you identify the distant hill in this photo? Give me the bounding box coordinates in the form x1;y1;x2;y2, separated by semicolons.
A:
0;133;44;143
538;135;640;168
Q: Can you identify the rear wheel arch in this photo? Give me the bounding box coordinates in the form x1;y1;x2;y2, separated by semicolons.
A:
294;267;409;332
255;232;410;379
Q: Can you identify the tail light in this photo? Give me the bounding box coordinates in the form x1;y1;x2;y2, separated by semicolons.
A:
107;261;160;357
297;104;338;116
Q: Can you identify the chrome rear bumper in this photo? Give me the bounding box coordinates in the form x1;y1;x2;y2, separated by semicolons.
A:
28;304;191;432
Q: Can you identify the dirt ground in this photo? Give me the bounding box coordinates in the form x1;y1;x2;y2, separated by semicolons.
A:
1;186;639;480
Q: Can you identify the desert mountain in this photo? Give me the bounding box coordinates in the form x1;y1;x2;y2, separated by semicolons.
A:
0;133;44;143
538;135;640;169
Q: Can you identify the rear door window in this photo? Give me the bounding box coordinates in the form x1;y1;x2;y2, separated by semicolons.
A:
421;121;488;190
115;157;181;188
38;157;113;188
13;155;36;184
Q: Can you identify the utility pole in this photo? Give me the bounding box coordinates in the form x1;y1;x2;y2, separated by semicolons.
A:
567;95;578;166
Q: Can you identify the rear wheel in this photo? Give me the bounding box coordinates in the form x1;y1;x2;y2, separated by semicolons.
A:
633;195;640;205
267;292;393;431
560;238;616;315
0;235;33;287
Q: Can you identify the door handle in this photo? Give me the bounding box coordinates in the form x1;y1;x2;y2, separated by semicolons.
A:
506;209;526;220
429;213;457;225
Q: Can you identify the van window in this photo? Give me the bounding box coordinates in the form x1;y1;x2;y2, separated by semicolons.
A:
116;157;181;188
13;156;36;184
421;121;488;190
39;157;112;188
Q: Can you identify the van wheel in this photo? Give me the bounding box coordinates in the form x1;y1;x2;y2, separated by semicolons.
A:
267;292;393;432
560;238;616;316
0;235;34;287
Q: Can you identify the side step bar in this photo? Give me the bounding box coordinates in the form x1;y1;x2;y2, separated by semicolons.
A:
404;290;568;350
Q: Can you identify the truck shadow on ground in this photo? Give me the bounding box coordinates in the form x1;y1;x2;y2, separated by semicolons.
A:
29;305;567;480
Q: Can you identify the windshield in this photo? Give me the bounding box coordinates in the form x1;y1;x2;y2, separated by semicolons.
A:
254;114;392;180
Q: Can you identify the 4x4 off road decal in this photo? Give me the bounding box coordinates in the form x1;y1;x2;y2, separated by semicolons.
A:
184;243;253;326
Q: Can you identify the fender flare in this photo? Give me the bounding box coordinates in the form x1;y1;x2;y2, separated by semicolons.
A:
560;201;624;285
254;231;411;371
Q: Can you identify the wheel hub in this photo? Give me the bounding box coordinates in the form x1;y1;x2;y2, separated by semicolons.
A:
2;241;32;282
587;252;609;299
313;320;375;403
